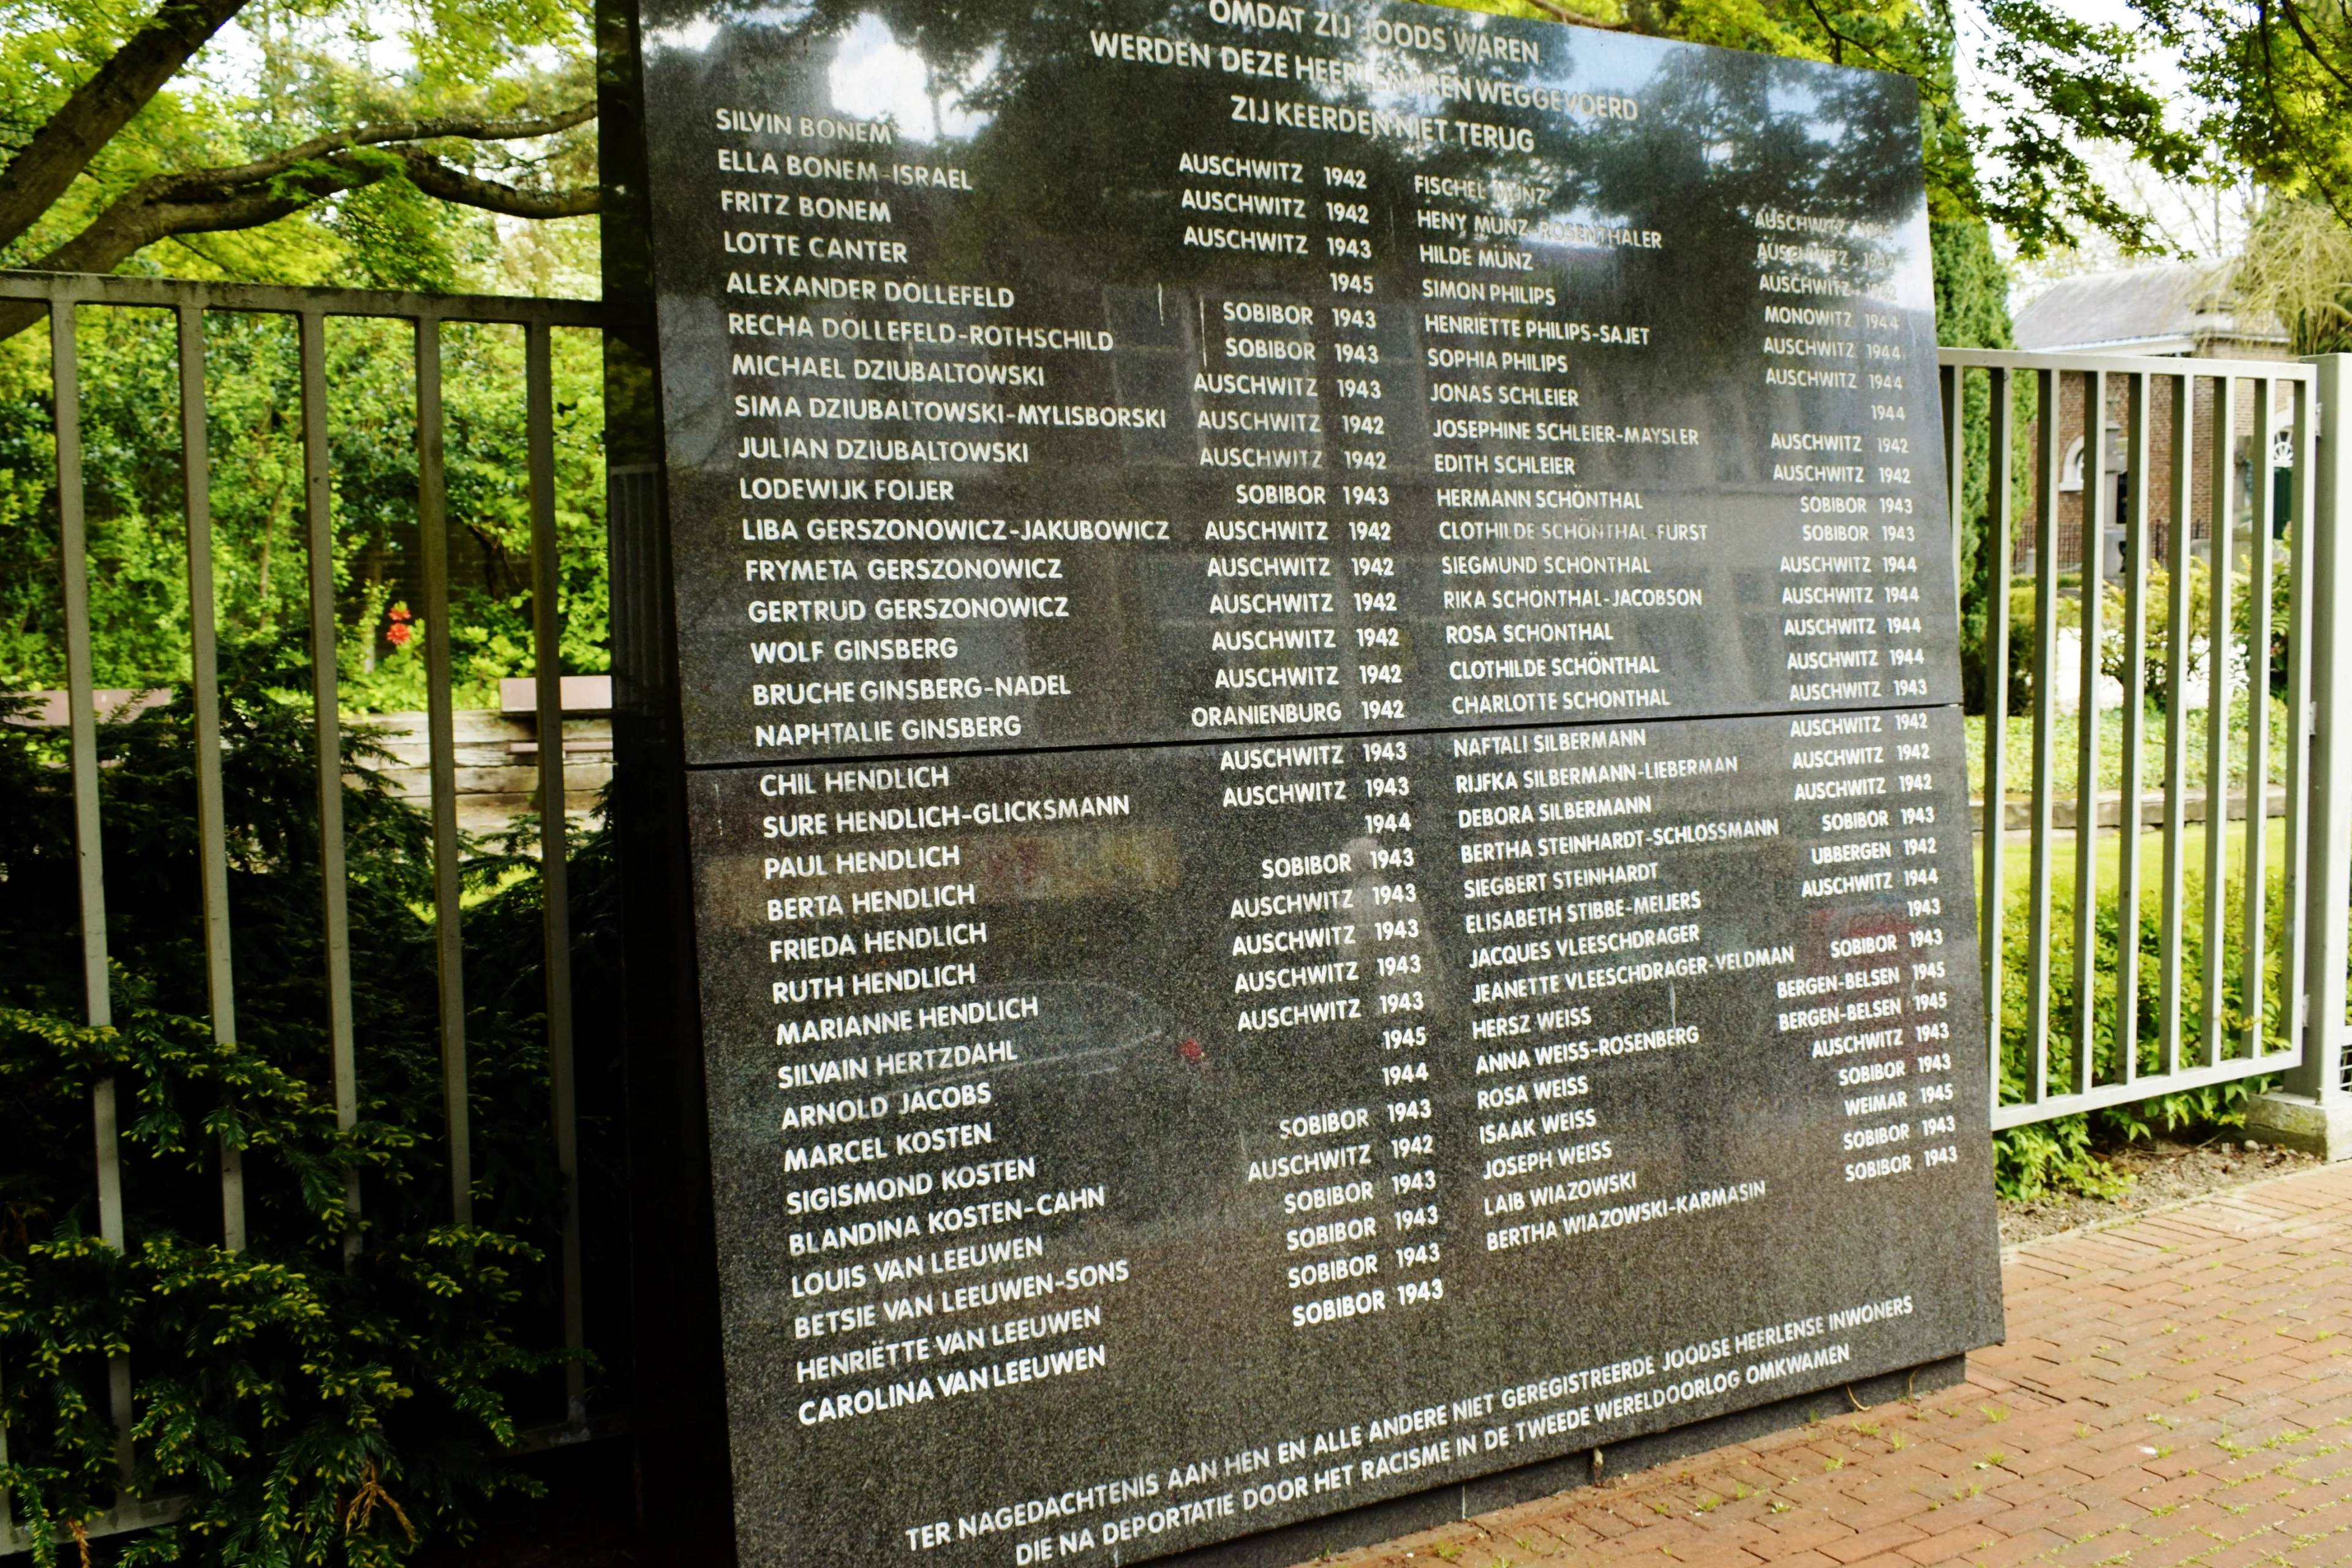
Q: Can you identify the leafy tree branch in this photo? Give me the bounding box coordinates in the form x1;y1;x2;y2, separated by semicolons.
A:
32;103;598;274
0;0;251;254
0;0;597;301
0;96;595;335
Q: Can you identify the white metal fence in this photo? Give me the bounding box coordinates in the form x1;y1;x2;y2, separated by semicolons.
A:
1939;349;2351;1129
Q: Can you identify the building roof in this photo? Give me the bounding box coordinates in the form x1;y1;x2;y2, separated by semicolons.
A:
2011;262;2286;355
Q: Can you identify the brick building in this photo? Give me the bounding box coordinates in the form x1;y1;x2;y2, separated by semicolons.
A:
2007;262;2293;576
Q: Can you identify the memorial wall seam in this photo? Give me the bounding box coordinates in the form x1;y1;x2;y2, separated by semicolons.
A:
633;1;2005;1559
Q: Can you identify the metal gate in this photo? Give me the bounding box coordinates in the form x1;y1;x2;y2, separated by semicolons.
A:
0;270;608;1555
1938;350;2351;1126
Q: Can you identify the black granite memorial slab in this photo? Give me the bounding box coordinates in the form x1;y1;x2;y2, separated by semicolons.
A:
626;0;2006;1555
684;707;2000;1565
639;0;1958;766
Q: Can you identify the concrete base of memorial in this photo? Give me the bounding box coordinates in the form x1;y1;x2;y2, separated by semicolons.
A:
1154;1357;1970;1568
2245;1091;2352;1161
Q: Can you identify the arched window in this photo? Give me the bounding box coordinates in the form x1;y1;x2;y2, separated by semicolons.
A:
2058;435;2085;492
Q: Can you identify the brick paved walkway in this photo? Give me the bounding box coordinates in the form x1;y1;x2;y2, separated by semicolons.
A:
1308;1164;2352;1568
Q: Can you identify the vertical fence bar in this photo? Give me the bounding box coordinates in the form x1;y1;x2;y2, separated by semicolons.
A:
55;296;136;1496
2201;377;2237;1065
2026;369;2063;1106
178;303;244;1253
2242;381;2275;1055
415;317;473;1227
2296;357;2352;1098
0;1350;13;1553
1943;362;1964;615
2160;375;2195;1075
2071;371;2106;1092
1982;368;2014;1114
53;301;107;1037
300;311;361;1252
2281;379;2316;1066
2115;373;2150;1085
526;322;587;1422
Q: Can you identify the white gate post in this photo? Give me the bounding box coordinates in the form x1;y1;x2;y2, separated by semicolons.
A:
2253;354;2352;1156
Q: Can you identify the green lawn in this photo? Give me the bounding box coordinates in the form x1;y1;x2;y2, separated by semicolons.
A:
1965;701;2291;804
1977;818;2291;911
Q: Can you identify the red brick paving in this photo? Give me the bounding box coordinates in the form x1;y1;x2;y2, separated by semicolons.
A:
1302;1165;2352;1568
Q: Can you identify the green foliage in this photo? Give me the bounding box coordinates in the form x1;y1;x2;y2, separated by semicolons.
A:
1992;1114;2126;1202
2168;0;2352;233
1991;1082;2272;1201
2117;553;2296;705
328;182;461;295
2230;197;2352;355
1932;219;2016;352
0;307;607;710
1985;827;2286;1200
0;662;616;1563
0;0;597;287
1971;0;2210;258
1991;551;2296;722
1967;0;2352;259
1932;218;2016;716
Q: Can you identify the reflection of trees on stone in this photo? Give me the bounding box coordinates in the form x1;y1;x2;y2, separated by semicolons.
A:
1548;48;1918;371
660;0;1324;293
660;0;1559;296
655;0;1923;409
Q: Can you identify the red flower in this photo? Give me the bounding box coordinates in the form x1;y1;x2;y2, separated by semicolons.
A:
385;606;414;647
